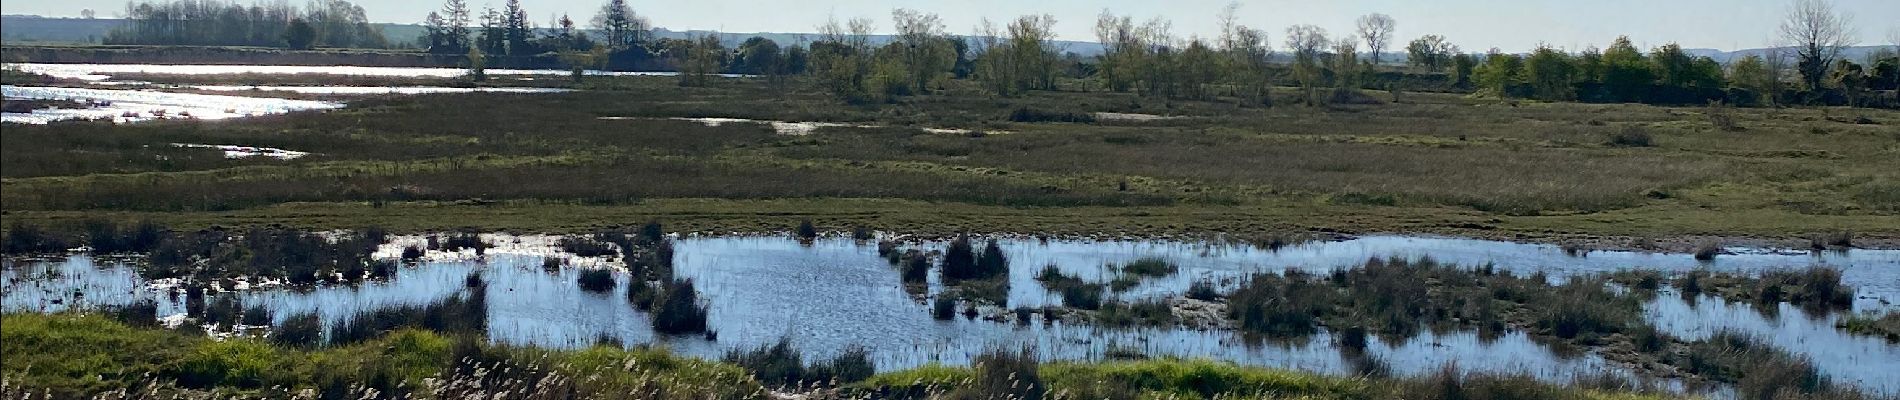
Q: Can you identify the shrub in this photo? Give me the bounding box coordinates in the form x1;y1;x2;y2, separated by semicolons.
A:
1693;241;1721;261
204;295;242;328
1007;107;1096;123
1186;280;1221;301
932;297;956;320
1607;125;1654;147
240;305;271;326
400;245;424;261
975;241;1009;279
651;279;709;335
442;232;488;255
577;269;616;292
940;236;979;281
1227;272;1331;337
3;223;70;254
899;251;930;284
559;237;616;257
795;220;820;240
626;280;658;310
272;313;323;349
1707;101;1745;132
104;300;159;328
1060;283;1105;310
1808;231;1853;250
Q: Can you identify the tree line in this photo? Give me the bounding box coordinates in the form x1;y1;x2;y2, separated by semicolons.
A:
521;0;1888;107
106;0;387;49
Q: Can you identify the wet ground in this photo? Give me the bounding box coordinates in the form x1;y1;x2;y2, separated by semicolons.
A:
5;234;1896;395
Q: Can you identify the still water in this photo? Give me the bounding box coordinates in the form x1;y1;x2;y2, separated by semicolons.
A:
5;235;1896;394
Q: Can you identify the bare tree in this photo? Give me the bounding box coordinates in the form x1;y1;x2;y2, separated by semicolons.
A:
1216;2;1241;50
1356;13;1396;66
1284;25;1329;60
1285;25;1328;105
892;8;952;92
1762;45;1791;105
1778;0;1855;91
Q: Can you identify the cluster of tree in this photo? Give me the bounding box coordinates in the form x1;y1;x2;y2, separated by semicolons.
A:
1466;39;1896;107
106;0;387;49
408;0;1895;108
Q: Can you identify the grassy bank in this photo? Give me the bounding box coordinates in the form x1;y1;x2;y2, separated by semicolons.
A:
3;74;1898;246
0;313;1700;400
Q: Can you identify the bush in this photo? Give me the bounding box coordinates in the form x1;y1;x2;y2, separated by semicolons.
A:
932;297;956;320
899;251;930;284
1007;107;1096;123
1693;241;1721;261
940;236;978;281
3;223;70;254
401;245;424;260
795;220;820;240
975;240;1009;279
1060;283;1105;310
577;269;616;292
624;278;656;309
104;300;159;328
441;232;488;255
272;313;323;349
240;305;271;326
651;279;709;335
1808;231;1853;250
1607;126;1655;147
559;237;616;257
1186;280;1220;301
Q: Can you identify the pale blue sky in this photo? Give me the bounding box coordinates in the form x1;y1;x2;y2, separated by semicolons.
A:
4;0;1896;52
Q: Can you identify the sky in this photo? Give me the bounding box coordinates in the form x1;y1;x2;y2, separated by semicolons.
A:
4;0;1897;52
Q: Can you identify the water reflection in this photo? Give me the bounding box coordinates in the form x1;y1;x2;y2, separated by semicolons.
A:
9;63;750;80
6;234;1897;395
3;85;340;124
1645;291;1900;395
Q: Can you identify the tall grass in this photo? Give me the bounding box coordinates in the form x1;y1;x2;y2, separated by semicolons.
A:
1;313;765;399
650;279;709;335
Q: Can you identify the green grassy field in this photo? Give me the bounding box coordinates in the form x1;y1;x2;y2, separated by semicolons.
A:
2;313;1698;399
3;73;1897;246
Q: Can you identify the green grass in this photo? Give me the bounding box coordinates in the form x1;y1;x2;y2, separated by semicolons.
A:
849;357;1689;400
0;313;765;399
3;74;1897;245
1837;312;1900;342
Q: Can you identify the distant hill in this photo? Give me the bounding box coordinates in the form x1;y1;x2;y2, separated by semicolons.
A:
1;15;124;44
1685;46;1897;63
